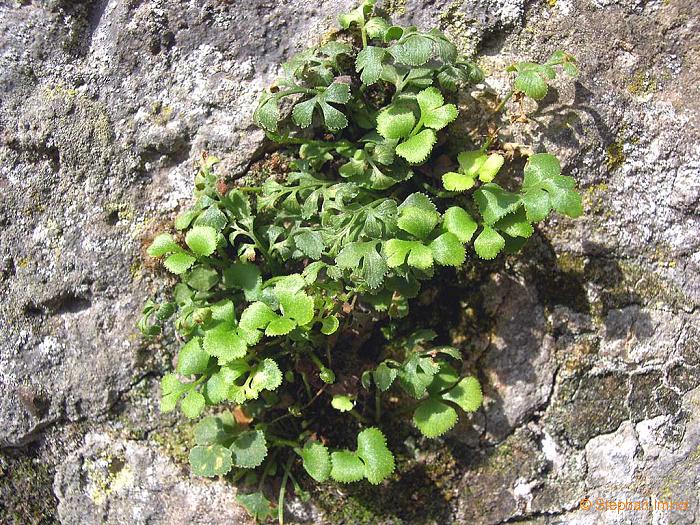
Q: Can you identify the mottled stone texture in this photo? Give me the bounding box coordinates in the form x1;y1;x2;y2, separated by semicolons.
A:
0;0;698;524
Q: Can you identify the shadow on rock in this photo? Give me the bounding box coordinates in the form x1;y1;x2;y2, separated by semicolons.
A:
516;82;618;160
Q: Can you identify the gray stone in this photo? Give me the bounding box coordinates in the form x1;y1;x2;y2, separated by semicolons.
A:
479;273;557;443
584;421;638;486
54;432;250;525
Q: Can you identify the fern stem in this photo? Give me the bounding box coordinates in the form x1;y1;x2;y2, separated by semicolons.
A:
481;131;497;151
300;371;312;399
494;90;514;113
270;437;300;448
278;456;294;525
308;351;329;374
348;408;369;424
249;228;282;274
258;449;279;490
375;389;382;422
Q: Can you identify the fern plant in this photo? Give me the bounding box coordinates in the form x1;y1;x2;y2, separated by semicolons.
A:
140;1;581;522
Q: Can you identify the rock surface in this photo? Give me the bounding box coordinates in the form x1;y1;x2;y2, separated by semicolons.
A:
53;432;249;525
1;0;698;524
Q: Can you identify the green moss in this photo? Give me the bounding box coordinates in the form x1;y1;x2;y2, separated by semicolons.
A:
313;487;383;524
0;454;58;524
151;423;196;465
480;441;517;475
556;252;585;274
309;420;458;524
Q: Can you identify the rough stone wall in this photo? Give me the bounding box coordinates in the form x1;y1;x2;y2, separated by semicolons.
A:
1;0;698;524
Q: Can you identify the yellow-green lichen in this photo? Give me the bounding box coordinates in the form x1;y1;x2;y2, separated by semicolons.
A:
85;455;134;505
105;201;135;222
618;261;690;309
384;0;406;15
150;101;174;126
537;247;693;318
606;141;626;171
319;28;343;46
130;261;143;281
659;473;680;501
582;183;610;215
439;0;481;56
23;190;47;217
627;71;658;97
562;337;600;374
688;445;700;462
37;87;114;170
556;252;586;274
648;242;679;268
43;84;79;100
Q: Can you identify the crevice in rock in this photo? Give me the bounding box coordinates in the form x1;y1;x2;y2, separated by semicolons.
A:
23;290;93;317
495;503;576;525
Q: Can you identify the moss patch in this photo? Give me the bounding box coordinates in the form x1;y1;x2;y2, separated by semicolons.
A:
310;443;457;524
0;454;58;524
151;423;196;466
